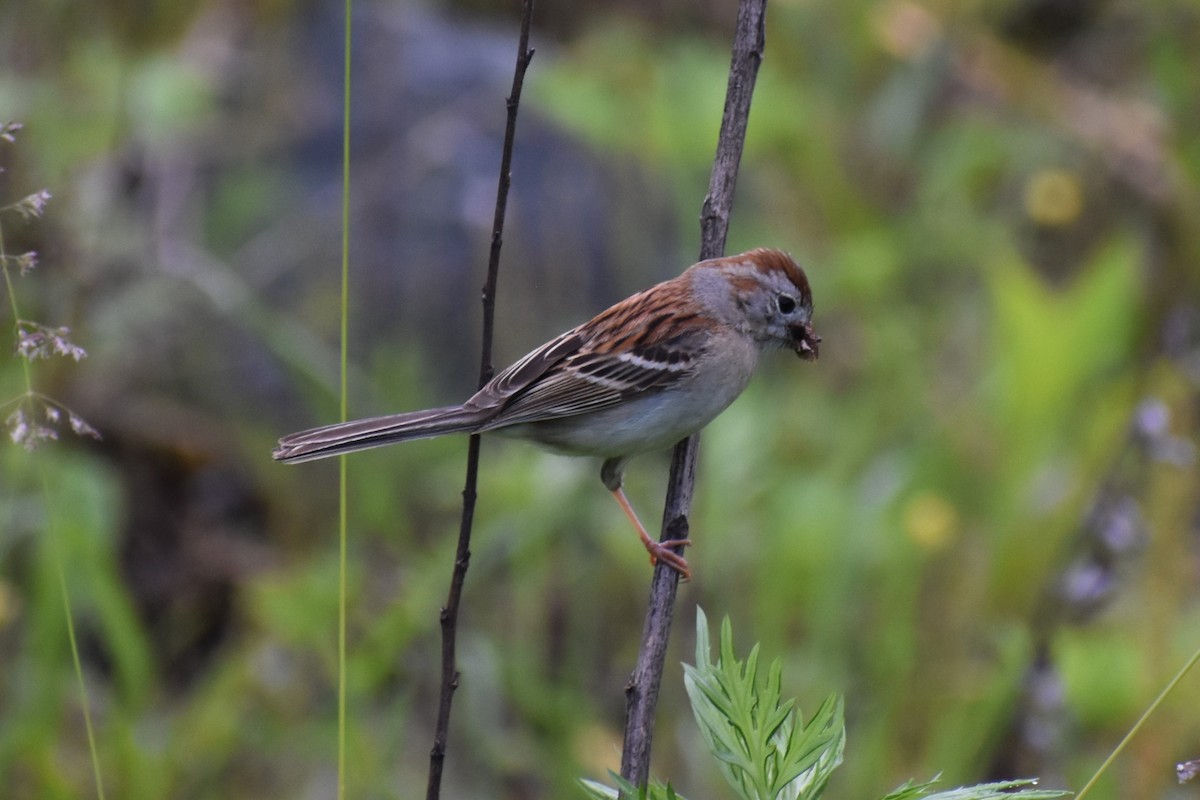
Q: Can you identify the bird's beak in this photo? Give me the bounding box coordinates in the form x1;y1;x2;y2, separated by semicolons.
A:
791;322;820;362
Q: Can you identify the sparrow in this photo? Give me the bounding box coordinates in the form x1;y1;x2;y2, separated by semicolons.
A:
274;248;819;579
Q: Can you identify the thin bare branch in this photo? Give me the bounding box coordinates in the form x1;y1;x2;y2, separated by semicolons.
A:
425;4;535;799
619;0;768;791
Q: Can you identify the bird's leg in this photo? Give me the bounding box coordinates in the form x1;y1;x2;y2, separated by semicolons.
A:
601;457;692;579
607;485;692;581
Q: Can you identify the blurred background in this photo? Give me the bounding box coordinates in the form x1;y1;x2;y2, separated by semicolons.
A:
2;0;1199;797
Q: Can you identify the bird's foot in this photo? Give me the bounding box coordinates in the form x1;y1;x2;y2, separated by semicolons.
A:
644;537;693;581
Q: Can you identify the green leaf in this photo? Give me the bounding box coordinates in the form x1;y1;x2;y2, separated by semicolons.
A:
881;777;943;800
775;695;845;800
579;778;621;800
578;771;689;800
684;608;846;800
881;776;1071;800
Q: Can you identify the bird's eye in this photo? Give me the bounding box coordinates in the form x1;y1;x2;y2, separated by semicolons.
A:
776;294;797;314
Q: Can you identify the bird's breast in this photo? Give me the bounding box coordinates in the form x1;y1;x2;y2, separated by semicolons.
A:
501;330;760;459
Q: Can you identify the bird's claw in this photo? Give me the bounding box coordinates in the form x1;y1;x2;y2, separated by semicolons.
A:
646;538;693;581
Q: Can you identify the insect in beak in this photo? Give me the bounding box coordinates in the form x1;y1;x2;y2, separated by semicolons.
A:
792;322;820;361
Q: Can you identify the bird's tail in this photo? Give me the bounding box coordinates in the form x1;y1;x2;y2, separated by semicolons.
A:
273;405;482;463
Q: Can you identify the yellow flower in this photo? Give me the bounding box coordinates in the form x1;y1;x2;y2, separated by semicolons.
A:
903;492;960;551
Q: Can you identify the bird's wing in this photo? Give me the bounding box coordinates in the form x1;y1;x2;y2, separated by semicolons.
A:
462;328;589;416
468;286;711;429
480;334;705;428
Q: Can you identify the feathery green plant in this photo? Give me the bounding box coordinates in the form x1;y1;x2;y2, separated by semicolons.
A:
684;608;844;800
881;777;1068;800
581;609;1070;800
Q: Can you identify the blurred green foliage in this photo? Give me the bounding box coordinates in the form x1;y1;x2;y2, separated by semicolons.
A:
2;0;1200;799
